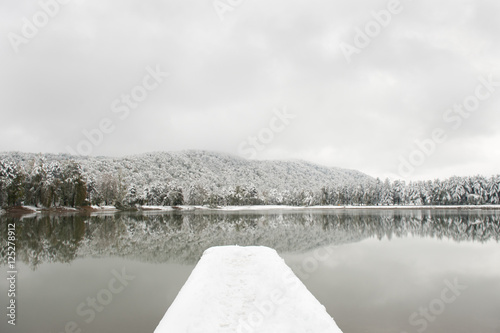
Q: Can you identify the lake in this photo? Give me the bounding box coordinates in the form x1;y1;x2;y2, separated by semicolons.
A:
1;209;500;333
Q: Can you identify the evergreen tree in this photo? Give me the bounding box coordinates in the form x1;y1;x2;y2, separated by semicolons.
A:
6;165;26;206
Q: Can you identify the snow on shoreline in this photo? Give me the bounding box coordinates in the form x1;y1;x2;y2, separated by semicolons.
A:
2;204;498;216
1;205;118;216
90;205;120;212
154;245;343;333
209;204;500;210
154;204;500;212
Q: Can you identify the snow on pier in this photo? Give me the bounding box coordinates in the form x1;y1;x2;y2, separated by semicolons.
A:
154;245;343;333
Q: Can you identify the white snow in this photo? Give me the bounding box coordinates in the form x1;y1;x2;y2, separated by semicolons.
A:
22;205;41;213
61;206;78;211
154;246;343;333
91;205;120;211
138;204;500;213
139;205;176;211
206;204;500;211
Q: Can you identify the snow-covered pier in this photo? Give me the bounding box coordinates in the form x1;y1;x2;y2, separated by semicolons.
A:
154;245;343;333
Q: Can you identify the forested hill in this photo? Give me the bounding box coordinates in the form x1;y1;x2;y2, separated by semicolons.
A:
2;150;371;191
1;151;499;208
0;150;373;207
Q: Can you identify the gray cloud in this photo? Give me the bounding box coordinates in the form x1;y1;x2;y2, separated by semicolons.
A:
1;0;499;180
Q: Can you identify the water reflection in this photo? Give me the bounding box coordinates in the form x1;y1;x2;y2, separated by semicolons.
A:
1;210;499;269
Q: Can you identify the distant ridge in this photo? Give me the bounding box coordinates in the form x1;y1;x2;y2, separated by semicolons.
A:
0;150;374;193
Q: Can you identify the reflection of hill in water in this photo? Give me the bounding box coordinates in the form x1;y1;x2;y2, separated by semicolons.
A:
1;210;499;269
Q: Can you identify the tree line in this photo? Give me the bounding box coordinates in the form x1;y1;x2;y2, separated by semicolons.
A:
1;158;499;208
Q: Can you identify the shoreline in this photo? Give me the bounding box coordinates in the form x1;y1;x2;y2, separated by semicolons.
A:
2;204;500;217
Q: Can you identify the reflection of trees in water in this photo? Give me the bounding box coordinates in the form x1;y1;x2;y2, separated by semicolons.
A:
1;210;499;269
0;215;85;269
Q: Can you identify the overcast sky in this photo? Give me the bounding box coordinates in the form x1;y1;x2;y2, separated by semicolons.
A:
1;0;499;180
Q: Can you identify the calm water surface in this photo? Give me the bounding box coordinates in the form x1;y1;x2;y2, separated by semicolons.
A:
1;209;500;333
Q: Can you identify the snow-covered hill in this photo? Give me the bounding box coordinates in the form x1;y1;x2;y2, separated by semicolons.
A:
0;150;373;204
3;150;498;208
3;150;372;191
